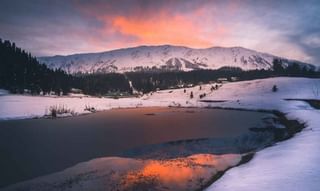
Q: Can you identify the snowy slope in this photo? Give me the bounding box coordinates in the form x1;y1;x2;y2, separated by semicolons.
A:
38;45;315;73
206;110;320;191
201;79;320;191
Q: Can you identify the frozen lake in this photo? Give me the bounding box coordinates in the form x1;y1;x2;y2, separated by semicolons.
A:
0;107;271;188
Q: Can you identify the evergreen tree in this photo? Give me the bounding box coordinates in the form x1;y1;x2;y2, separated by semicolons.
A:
272;59;285;74
0;39;72;94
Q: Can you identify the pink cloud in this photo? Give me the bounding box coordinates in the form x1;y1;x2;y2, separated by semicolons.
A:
74;1;233;49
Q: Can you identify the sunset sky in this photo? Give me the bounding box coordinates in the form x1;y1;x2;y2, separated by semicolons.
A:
0;0;319;64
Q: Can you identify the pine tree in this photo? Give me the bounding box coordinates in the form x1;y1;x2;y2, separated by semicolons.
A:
272;59;285;74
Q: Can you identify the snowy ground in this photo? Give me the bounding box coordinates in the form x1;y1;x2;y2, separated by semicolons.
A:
0;95;144;120
1;77;320;190
0;89;9;96
1;77;318;121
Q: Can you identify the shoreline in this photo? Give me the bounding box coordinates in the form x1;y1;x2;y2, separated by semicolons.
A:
0;106;306;190
0;107;269;188
1;77;318;190
200;111;306;190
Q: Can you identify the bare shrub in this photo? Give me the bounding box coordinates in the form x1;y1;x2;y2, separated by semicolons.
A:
48;105;75;118
272;85;278;92
84;104;96;113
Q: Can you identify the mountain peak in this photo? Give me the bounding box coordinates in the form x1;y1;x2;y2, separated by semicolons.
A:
38;45;313;74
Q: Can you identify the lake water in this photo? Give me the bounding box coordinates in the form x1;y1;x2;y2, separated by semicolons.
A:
0;107;271;188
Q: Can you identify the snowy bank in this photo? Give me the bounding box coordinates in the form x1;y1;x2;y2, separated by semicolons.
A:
0;95;145;120
1;77;319;121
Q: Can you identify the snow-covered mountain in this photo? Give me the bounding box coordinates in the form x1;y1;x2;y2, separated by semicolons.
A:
38;45;315;74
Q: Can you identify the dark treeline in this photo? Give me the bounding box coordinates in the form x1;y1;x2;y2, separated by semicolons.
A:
126;67;244;93
0;39;131;95
126;67;269;93
1;39;319;96
272;58;318;77
0;39;72;94
73;73;131;95
126;61;320;93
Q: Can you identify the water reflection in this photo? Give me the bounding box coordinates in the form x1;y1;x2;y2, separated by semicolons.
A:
122;154;241;190
4;154;242;191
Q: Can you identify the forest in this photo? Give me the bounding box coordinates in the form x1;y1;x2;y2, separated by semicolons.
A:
0;39;130;95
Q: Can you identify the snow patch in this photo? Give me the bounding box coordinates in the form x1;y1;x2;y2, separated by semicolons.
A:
0;89;9;96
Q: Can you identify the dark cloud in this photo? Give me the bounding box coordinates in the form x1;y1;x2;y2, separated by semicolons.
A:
228;0;320;64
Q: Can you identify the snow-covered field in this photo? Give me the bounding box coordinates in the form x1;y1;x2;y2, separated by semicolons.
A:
0;95;144;120
1;77;319;120
1;77;320;190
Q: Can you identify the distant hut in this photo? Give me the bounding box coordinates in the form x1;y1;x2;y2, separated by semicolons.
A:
217;78;228;83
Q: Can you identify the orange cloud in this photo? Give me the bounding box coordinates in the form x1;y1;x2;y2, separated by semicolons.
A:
110;13;214;48
74;1;232;51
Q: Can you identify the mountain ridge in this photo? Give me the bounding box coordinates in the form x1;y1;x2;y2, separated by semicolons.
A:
38;45;315;74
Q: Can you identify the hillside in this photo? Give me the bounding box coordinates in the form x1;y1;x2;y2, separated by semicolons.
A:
38;45;316;74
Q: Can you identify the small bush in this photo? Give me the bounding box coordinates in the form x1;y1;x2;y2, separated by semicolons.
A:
272;85;278;92
84;104;96;112
199;93;206;99
190;91;194;99
48;105;75;118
